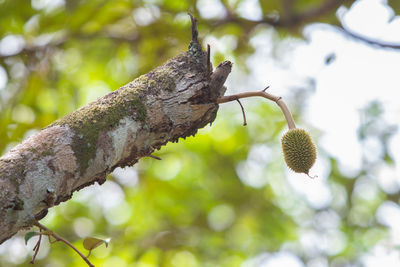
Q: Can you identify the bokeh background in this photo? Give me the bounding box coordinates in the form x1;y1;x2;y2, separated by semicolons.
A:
1;0;400;266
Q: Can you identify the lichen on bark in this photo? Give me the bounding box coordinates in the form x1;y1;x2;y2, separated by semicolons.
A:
50;91;147;175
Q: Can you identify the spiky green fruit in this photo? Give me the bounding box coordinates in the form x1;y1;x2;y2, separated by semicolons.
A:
281;128;316;174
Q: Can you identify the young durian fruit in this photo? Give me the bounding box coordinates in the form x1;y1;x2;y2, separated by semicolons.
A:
281;128;316;176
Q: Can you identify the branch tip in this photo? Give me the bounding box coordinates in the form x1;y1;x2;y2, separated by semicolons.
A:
149;154;162;160
207;44;212;76
188;13;198;43
307;173;318;179
262;86;270;92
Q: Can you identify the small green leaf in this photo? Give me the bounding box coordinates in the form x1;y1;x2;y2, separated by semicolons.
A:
83;237;109;251
25;231;39;245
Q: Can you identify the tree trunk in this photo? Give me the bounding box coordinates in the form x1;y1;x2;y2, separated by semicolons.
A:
0;28;232;243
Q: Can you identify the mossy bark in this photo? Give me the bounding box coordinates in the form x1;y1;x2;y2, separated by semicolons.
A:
0;38;232;243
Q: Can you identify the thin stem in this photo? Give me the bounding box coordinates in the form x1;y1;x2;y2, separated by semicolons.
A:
149;154;162;160
34;221;94;267
30;230;42;264
236;99;247;126
276;99;296;129
217;89;296;129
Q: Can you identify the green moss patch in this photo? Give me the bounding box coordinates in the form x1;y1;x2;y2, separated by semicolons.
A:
51;85;148;175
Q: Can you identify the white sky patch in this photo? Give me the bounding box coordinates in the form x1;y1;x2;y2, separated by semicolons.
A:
298;228;348;257
95;181;125;210
104;200;132;225
74;181;125;213
259;252;305;267
376;164;400;194
389;133;400;166
313;209;341;230
307;257;329;267
0;35;25;56
236;144;272;188
236;0;263;21
132;5;160;26
362;244;400;267
31;0;65;12
376;201;400;245
112;166;139;187
341;0;399;42
197;0;227;19
291;3;400;176
0;65;7;90
73;217;95;238
0;237;30;264
203;35;238;56
286;165;332;209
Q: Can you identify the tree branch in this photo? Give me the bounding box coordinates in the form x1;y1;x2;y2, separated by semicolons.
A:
211;0;350;28
337;23;400;49
0;19;232;244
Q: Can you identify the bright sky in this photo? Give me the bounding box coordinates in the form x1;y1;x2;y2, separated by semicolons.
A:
202;0;400;266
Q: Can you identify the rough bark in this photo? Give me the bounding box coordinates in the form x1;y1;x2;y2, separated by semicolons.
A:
0;29;232;243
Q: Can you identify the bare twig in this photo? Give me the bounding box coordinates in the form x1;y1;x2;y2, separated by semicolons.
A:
236;99;247;126
149;154;162;160
337;24;400;49
217;88;296;129
33;221;94;267
30;229;42;264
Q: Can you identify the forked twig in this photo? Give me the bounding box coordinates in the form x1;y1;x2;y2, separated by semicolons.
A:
217;87;296;129
33;221;94;267
30;229;42;264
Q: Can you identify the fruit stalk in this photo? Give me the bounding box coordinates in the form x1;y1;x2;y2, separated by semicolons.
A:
216;89;296;130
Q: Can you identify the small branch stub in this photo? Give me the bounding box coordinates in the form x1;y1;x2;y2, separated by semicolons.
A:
188;13;198;43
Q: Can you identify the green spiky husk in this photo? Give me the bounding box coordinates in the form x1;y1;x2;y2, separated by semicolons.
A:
281;128;316;174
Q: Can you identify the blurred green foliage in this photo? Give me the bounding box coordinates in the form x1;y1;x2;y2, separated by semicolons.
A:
0;0;399;266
